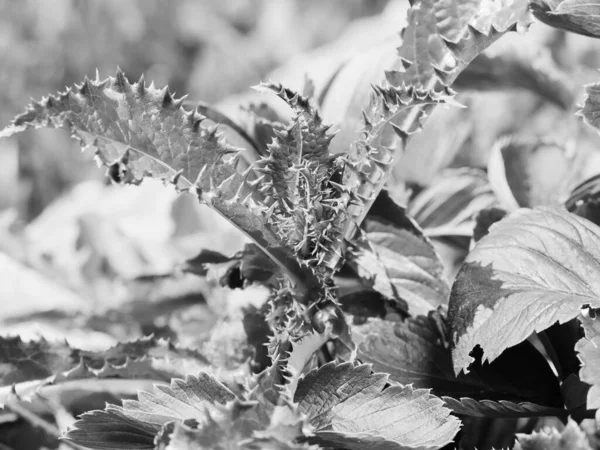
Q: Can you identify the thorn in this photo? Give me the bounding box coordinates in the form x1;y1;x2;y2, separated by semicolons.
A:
173;94;187;109
195;164;209;187
217;173;237;192
192;118;203;133
264;201;277;219
113;66;128;93
170;169;184;186
432;65;453;85
136;74;146;96
206;124;219;140
390;123;409;141
162;88;173;109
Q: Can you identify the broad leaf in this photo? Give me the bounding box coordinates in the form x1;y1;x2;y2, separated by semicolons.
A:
514;419;592;450
531;0;600;39
487;137;573;209
294;362;461;450
352;192;449;316
353;316;564;416
448;207;600;373
576;310;600;409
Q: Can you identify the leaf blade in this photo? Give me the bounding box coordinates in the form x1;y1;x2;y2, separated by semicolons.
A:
295;362;461;450
448;207;600;373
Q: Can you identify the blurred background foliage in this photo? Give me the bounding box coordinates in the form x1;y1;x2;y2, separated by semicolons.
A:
0;0;395;351
0;0;388;218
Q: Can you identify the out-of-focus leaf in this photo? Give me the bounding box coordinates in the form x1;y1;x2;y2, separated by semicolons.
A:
0;336;72;386
0;252;86;320
514;418;592;450
352;193;450;317
0;335;211;393
295;362;461;450
183;243;281;289
576;310;600;410
408;169;498;238
448;207;600;374
353;315;564;416
454;43;574;109
531;0;600;39
488;137;574;209
580;79;600;140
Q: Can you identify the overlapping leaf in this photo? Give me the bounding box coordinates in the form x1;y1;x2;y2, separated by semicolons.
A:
294;362;461;450
353;315;564;417
352;193;450;316
448;207;600;373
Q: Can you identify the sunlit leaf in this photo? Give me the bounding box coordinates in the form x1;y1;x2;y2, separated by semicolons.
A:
448;207;600;373
295;362;461;450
